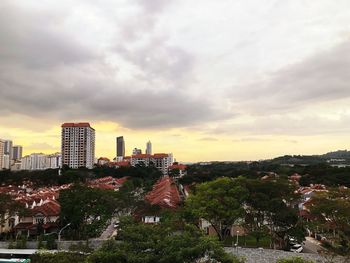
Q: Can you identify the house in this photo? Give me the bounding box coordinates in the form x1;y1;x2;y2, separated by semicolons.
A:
141;176;181;224
14;199;60;237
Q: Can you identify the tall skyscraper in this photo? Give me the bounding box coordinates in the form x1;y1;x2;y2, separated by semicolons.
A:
0;140;4;169
12;145;23;161
3;140;13;160
61;122;95;169
146;140;152;155
116;136;125;159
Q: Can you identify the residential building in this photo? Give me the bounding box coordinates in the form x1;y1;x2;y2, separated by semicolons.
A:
12;145;23;161
130;153;173;176
142;176;181;223
132;148;142;155
45;153;62;169
97;157;110;166
10;161;22;171
1;140;13;168
4;140;13;160
0;140;4;169
152;153;173;176
116;136;125;160
2;154;10;169
61;122;95;169
20;153;47;170
146;140;152;155
131;154;151;167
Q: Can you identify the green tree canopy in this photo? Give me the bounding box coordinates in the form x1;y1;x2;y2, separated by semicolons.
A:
58;184;118;239
310;188;350;258
184;177;249;241
87;217;242;263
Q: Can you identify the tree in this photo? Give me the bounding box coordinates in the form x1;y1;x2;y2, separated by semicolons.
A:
184;177;249;241
310;188;350;260
242;178;303;248
87;217;243;263
0;193;27;227
31;252;87;263
59;184;118;239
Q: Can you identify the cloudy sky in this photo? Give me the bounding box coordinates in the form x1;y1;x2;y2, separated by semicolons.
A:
1;0;350;162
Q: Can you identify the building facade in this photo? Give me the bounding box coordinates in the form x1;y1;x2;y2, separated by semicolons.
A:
132;148;142;155
130;153;173;176
45;153;62;169
20;153;47;170
61;122;95;169
116;136;125;160
0;140;4;169
2;140;13;168
12;145;23;161
146;140;152;155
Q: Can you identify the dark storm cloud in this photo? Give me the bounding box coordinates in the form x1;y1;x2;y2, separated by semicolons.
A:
0;2;97;68
0;75;223;128
230;40;350;113
0;0;224;129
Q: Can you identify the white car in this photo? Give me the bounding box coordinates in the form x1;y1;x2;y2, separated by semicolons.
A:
290;244;303;253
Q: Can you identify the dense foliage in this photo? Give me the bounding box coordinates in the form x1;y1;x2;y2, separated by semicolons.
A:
31;252;87;263
276;257;314;263
32;217;243;263
185;177;249;241
309;188;350;260
59;184;121;239
0;164;162;187
179;161;350;187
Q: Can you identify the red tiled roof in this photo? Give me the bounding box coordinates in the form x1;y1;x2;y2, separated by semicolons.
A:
152;153;169;158
98;157;110;161
169;164;187;170
115;177;128;185
145;176;181;209
61;122;91;128
88;176;128;190
32;200;60;217
132;154;152;158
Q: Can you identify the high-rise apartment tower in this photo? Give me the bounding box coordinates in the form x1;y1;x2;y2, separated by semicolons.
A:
61;122;95;169
116;136;125;159
3;140;13;160
0;140;4;169
12;145;23;161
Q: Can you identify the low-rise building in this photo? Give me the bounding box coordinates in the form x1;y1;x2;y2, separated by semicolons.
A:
130;153;173;176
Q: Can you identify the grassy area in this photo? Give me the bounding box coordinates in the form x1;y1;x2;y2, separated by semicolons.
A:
223;234;272;248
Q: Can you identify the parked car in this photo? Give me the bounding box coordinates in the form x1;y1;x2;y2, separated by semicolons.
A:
290;244;303;253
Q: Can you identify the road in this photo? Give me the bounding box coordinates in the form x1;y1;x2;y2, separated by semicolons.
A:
303;236;323;254
99;218;118;239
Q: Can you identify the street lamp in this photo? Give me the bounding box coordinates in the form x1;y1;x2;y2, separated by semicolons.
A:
58;223;71;249
236;230;239;246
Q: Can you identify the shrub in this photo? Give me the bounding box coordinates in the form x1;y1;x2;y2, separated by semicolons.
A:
277;256;315;263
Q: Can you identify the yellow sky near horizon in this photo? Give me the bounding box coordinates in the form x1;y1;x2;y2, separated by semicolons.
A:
1;121;348;163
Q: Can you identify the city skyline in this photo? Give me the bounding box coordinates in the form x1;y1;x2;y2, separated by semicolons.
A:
1;1;350;162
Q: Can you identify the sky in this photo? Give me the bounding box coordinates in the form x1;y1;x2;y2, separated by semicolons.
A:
1;0;350;162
